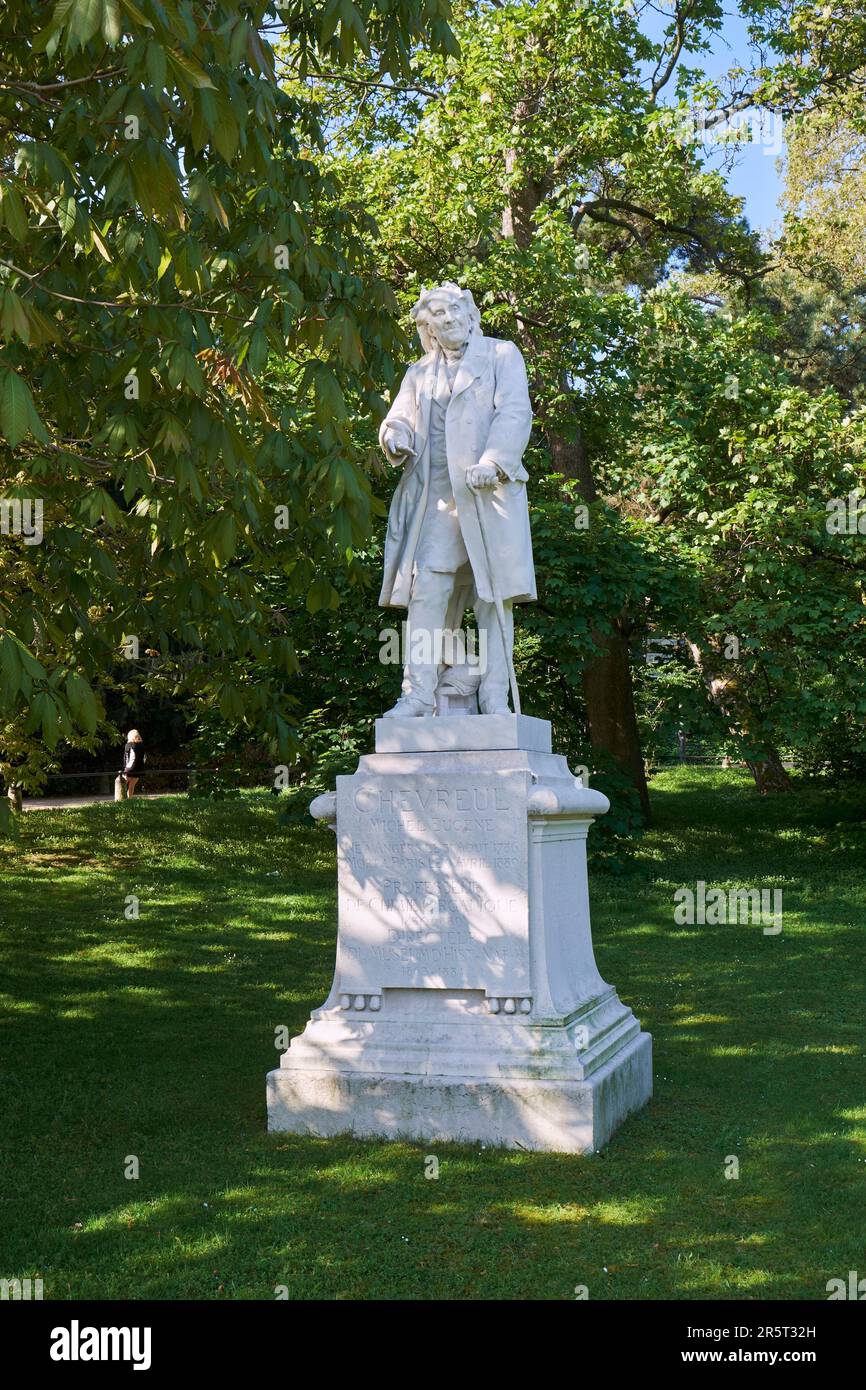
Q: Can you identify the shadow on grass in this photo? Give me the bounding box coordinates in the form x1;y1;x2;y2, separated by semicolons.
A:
0;779;864;1299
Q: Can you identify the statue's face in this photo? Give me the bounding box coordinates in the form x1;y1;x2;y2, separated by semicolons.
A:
423;293;471;351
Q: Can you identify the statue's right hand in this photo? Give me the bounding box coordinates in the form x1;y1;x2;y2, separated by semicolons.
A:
382;423;415;462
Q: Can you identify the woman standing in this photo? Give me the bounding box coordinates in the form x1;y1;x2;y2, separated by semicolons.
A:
122;729;146;797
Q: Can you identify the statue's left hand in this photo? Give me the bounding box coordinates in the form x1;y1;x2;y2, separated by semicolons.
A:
467;463;499;492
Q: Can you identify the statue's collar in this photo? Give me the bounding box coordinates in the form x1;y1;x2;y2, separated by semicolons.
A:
447;329;485;397
428;327;480;364
420;332;485;402
441;339;469;367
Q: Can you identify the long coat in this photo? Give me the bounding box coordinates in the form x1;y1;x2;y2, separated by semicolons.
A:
378;332;536;608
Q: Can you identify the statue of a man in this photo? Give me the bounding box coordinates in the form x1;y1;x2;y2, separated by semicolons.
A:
379;282;536;717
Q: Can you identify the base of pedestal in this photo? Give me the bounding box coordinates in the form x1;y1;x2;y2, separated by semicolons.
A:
267;1030;651;1154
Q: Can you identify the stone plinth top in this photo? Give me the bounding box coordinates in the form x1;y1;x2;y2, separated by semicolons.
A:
528;783;610;818
374;713;552;754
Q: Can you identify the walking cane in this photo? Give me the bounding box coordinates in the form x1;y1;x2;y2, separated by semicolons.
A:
471;481;521;716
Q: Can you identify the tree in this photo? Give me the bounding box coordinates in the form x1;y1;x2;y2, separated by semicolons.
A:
305;0;775;819
783;93;866;294
286;0;866;806
758;87;866;406
624;288;866;791
0;0;455;820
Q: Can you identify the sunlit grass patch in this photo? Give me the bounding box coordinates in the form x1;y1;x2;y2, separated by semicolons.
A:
1;778;864;1299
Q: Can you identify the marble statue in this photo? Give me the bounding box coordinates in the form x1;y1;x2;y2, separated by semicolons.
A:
266;281;653;1155
378;283;535;717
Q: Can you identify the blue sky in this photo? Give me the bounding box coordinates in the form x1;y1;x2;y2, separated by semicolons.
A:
640;5;785;236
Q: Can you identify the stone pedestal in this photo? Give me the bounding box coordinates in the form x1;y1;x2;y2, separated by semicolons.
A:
267;716;651;1152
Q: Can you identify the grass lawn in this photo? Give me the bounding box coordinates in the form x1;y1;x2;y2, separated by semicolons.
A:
1;768;864;1301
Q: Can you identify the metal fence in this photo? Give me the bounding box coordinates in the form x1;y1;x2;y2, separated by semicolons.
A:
7;766;275;798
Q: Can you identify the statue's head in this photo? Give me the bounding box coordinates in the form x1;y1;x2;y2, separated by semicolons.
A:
411;282;481;354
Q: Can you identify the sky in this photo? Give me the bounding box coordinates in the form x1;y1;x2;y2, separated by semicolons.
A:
639;5;786;237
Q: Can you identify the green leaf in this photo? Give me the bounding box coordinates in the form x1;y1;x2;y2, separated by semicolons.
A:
29;691;60;748
208;512;237;567
213;99;239;164
57;194;78;239
0;290;32;345
102;0;122;44
67;0;104;50
306;574;339;614
33;0;76;52
188;173;229;228
167;49;216;93
0;369;42;448
119;0;153;27
0;185;28;241
66;671;100;733
146;40;167;91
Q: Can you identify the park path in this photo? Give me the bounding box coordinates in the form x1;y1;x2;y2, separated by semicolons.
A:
23;793;178;811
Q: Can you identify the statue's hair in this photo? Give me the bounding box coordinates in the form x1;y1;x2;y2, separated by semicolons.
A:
411;282;481;354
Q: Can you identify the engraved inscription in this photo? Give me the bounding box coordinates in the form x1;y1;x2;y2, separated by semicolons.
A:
335;769;530;994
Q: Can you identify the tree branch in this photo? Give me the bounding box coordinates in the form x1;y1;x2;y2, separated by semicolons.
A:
0;67;124;93
649;1;692;104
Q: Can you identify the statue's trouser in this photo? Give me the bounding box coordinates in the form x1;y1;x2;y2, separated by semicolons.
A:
401;566;514;711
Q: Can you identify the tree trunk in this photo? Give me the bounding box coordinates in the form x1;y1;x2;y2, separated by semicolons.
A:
547;429;651;820
583;619;652;821
501;108;651;822
687;641;792;793
747;751;792;794
548;419;596;501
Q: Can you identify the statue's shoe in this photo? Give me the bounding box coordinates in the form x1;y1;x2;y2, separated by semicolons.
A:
479;703;511;715
382;697;435;719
